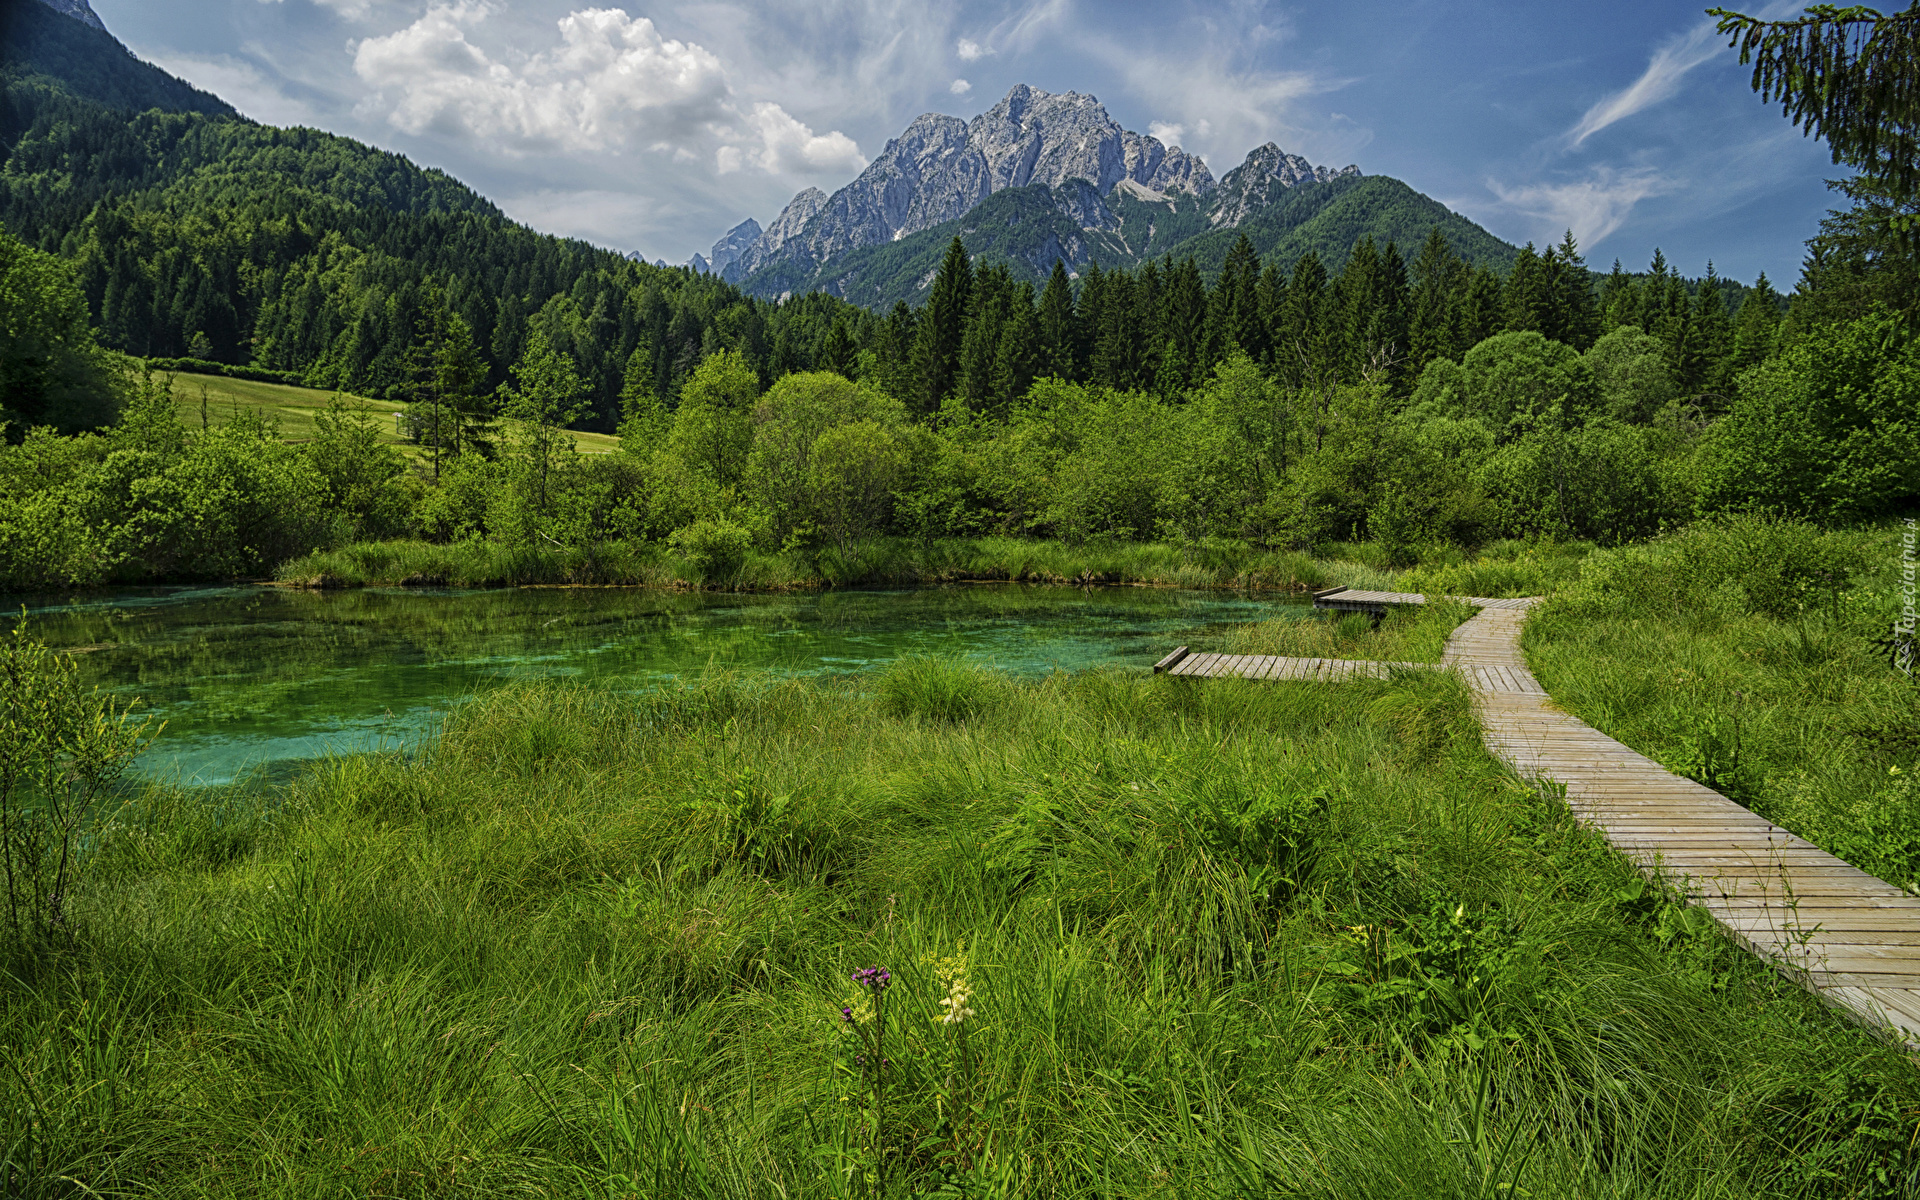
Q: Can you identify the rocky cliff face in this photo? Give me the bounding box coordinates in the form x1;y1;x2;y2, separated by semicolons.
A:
728;187;828;280
722;85;1219;284
966;85;1214;199
1208;143;1361;229
32;0;106;31
707;218;761;277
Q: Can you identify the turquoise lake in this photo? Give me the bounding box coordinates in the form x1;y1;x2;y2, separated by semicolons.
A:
4;584;1309;786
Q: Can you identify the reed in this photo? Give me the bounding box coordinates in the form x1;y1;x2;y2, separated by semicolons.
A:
4;648;1915;1197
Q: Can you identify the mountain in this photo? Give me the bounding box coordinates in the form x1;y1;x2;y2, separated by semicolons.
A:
707;218;760;277
3;0;232;133
713;82;1508;308
28;0;105;32
720;85;1220;286
743;171;1517;309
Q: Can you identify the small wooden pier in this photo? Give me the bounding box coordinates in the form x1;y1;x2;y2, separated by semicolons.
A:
1161;593;1920;1047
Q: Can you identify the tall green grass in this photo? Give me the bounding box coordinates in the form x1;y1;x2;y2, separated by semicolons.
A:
276;533;1593;599
5;657;1916;1197
1526;515;1920;891
1218;597;1476;663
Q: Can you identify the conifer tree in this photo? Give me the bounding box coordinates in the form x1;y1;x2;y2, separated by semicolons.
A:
1457;267;1506;351
1504;242;1551;335
1210;234;1264;364
875;301;919;402
1688;263;1736;399
1730;271;1782;372
1037;260;1077;379
1092;271;1146;391
1275;252;1330;386
1598;259;1640;332
818;317;856;377
1410;227;1469;373
956;266;1010;410
1255;261;1288;369
1548;230;1600;350
1075;262;1107;379
1156;257;1208;398
910;237;974;417
991;289;1040;411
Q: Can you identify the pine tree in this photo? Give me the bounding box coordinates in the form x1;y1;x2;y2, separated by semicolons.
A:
1275;251;1330;385
1409;227;1468;374
1036;260;1077;379
1457;266;1505;351
1730;271;1782;373
1075;262;1107;381
818;317;856;377
990;287;1041;412
910;237;974;417
1156;257;1208;398
956;266;1010;410
874;302;919;403
1598;259;1640;332
1212;234;1264;364
1092;270;1146;390
1255;262;1288;370
1548;230;1599;349
1504;242;1550;335
1689;263;1736;400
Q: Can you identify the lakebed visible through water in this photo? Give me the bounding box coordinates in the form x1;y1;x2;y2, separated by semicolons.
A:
5;583;1310;785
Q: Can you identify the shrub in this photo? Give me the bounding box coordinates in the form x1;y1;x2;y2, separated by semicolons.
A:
668;518;753;583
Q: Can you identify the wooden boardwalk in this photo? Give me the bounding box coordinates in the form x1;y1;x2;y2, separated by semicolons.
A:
1164;595;1920;1046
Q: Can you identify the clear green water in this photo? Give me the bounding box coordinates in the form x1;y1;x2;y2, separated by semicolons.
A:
4;584;1306;786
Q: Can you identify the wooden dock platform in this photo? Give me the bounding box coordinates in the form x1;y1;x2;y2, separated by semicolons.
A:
1162;594;1920;1046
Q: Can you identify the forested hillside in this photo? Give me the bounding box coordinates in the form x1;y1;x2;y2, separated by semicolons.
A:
0;5;873;430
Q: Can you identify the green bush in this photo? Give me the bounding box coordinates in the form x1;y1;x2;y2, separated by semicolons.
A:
667;518;753;583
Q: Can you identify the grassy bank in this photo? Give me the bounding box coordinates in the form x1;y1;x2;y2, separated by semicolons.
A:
273;535;1585;597
1525;514;1920;891
1217;596;1477;664
7;660;1917;1197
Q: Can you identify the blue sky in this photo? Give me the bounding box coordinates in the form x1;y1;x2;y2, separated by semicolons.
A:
90;0;1840;285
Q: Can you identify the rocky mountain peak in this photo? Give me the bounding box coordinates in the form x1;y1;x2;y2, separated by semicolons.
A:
1209;142;1361;228
32;0;106;31
719;84;1219;284
707;218;762;277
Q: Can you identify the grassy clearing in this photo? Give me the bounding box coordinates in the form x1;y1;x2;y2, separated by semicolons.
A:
162;372;622;467
1525;514;1920;890
7;660;1918;1197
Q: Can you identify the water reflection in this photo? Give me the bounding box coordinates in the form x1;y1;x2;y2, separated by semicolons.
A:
4;583;1306;785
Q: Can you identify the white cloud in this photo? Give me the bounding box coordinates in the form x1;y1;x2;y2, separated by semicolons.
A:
252;0;383;19
1147;120;1184;146
956;37;986;61
1566;21;1719;146
352;4;861;176
1567;1;1801;146
949;77;971;95
1488;167;1674;246
744;101;865;174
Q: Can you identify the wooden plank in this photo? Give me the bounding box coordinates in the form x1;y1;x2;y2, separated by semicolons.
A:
1153;646;1190;674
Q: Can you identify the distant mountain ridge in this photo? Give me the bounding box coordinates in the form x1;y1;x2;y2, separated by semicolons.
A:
695;83;1520;309
692;83;1517;309
721;85;1245;284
